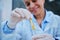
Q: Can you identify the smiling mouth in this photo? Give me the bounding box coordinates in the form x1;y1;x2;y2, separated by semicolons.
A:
29;5;40;13
32;8;38;13
32;6;40;12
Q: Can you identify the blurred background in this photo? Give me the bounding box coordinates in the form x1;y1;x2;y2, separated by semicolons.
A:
0;0;60;22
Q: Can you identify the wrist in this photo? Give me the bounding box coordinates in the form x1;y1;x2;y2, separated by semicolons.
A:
7;21;16;29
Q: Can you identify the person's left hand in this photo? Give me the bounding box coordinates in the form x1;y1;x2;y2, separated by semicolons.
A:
32;34;55;40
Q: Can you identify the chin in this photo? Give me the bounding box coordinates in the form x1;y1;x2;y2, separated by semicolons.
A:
34;13;39;16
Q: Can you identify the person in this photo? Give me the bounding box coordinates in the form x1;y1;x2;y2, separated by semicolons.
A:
1;0;60;40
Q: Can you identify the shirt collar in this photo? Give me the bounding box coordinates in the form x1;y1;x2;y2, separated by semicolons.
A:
43;10;52;23
32;10;52;23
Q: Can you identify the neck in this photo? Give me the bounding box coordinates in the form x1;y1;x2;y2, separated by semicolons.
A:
36;9;45;20
35;9;45;25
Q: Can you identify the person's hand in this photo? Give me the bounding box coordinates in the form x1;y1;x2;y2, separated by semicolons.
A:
8;8;32;29
32;34;55;40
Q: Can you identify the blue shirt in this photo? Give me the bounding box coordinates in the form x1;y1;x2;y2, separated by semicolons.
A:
1;11;60;40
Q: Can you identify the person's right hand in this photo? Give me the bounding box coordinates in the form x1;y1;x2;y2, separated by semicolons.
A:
8;8;32;29
32;34;55;40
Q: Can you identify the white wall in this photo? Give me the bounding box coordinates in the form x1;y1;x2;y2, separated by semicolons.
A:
2;0;12;22
0;0;2;22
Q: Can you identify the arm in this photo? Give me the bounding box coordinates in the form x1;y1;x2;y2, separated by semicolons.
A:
54;16;60;40
1;8;32;40
2;21;15;34
55;22;60;40
1;21;22;40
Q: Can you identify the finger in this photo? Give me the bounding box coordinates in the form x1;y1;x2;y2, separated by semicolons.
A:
43;34;53;38
11;11;21;18
14;8;22;16
21;9;32;19
15;8;26;18
32;35;44;40
19;8;25;18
